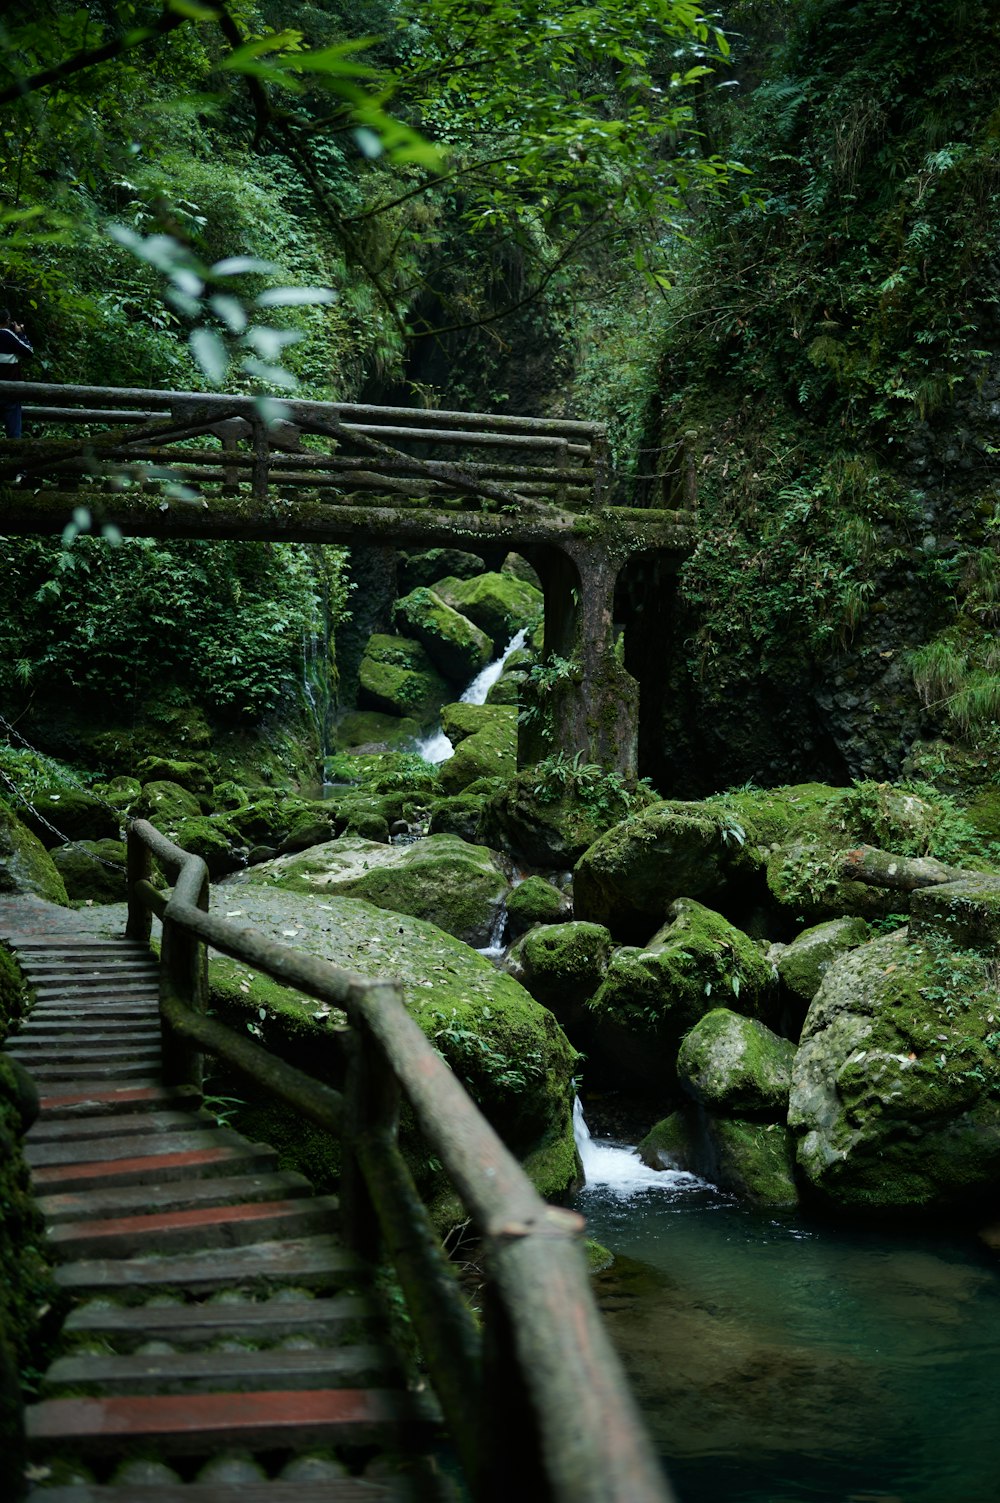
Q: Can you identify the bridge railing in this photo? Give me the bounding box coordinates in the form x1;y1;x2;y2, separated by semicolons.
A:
125;817;675;1503
0;380;609;511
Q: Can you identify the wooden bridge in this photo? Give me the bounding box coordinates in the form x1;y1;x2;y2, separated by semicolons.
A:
0;380;695;776
2;821;677;1503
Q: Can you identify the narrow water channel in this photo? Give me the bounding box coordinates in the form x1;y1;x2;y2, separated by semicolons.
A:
573;1106;1000;1503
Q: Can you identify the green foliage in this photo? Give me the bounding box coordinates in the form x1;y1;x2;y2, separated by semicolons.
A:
527;750;652;823
0;537;350;723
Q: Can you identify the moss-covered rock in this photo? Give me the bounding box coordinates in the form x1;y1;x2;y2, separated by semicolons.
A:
51;839;129;903
440;701;513;747
398;547;485;592
481;766;657;869
394;587;493;682
135;757;213;799
437;715;517;795
506;876;572;937
638;1110;696;1172
357;634;451;725
0;799;69;905
765;839;899;926
426;793;488;842
94;775;142;812
234;834;509;947
331;710;422;753
132;779;203;828
0;945;27;1039
19;786;121;848
775;916;872;1035
484;669;527;706
587;900;776;1090
574;801;757;942
205;891;579;1202
909;876;1000;953
638;1106;798;1206
171;814;246;878
788;930;1000;1210
508;921;614;1027
704;782;843;847
676;1008;795;1121
431;571;542;651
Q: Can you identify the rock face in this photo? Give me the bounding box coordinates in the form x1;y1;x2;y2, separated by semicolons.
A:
357;633;450;725
775;916;872;1033
638;1108;799;1207
587;899;776;1090
51;839;128;903
481;767;655;869
393;587;493;682
788;931;1000;1210
573;802;754;942
430;571;542;651
233;833;509;948
677;1009;795;1121
0;799;68;904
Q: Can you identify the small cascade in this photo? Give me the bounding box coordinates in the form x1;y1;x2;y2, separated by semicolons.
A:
477;900;509;960
573;1098;701;1197
415;628;529;765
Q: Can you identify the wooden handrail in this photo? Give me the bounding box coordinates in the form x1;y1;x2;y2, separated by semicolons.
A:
125;818;675;1503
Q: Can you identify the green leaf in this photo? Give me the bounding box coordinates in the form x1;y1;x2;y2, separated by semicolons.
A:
255;286;337;308
189;327;229;384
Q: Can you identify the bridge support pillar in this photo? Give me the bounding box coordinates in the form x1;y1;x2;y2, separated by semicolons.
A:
518;544;638;778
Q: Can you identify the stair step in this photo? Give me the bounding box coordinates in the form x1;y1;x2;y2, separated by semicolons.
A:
22;1059;161;1081
31;1140;278;1195
10;1042;162;1066
28;1109;208;1145
26;1386;439;1455
54;1235;366;1296
64;1293;379;1349
37;1084;200;1118
47;1194;341;1258
42;1342;399;1396
27;1126;262;1169
16;1018;161;1036
25;1484;418;1502
38;1169;313;1225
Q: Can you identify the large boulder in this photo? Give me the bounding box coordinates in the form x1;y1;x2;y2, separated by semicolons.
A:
587;899;776;1090
19;786;121;848
393;587;493;683
0;799;68;904
397;548;486;592
51;839;128;903
431;571;542;651
206;891;580;1204
676;1008;795;1121
506;876;572;937
574;801;757;942
508;920;614;1029
437;713;517;795
331;710;422;753
232;834;509;948
775;916;871;1033
357;634;450;725
135;758;213;799
132;779;202;828
481;765;658;869
788;930;1000;1210
639;1109;799;1207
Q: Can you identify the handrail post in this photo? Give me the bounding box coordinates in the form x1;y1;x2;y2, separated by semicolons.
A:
159;868;209;1091
340;1002;400;1262
125;824;152;944
477;1278;546;1500
252;416;270;504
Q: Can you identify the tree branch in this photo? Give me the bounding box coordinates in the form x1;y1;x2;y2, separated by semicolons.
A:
0;6;189;107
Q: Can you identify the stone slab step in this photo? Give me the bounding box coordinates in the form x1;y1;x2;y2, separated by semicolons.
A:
27;1126;261;1169
47;1194;341;1258
10;1040;161;1064
27;1480;422;1501
22;956;158;969
54;1235;366;1296
16;1018;161;1037
31;1140;278;1195
38;1169;312;1226
29;1109;208;1145
64;1293;379;1349
22;1059;162;1082
37;1084;200;1118
42;1342;400;1396
29;984;159;1001
26;1387;439;1455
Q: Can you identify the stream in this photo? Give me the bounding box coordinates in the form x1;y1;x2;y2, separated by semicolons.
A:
573;1104;1000;1503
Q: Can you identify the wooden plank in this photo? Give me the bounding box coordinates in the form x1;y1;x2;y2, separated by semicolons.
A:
47;1194;341;1258
64;1293;379;1347
37;1169;313;1225
53;1234;365;1295
43;1343;399;1395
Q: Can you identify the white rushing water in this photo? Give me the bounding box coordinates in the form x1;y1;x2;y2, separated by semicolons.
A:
415;628;529;764
573;1097;702;1197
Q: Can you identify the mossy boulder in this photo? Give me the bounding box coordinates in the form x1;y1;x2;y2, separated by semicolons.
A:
431;571;542;651
394;587;493;682
909;876;1000;953
765;839;899;926
506;876;572;936
20;786;121;848
437;714;517;795
508;921;614;1027
703;782;843;847
95;775;142;812
427;793;488;842
481;766;657;869
677;1009;795;1121
357;634;450;724
135;758;213;799
234;834;509;947
788;930;1000;1210
440;701;510;747
638;1106;799;1207
51;839;129;903
0;799;69;904
172;815;246;878
485;669;526;706
587;899;776;1091
331;710;422;753
205;891;579;1202
574;801;757;942
133;779;203;829
775;916;872;1034
398;548;485;591
0;945;27;1038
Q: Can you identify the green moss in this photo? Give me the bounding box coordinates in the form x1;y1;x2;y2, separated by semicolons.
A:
706;1118;800;1208
135;758;213;798
0;798;69;905
357;634;450;724
50;839;128;904
430;571;542;651
677;1008;795;1121
638;1111;696;1171
776;917;872;1008
393;587;493;682
513;922;615;1014
481;763;656;869
437;716;517;795
132;780;202;828
506;876;571;935
0;946;27;1039
426;793;488;842
19;786;121;848
440;701;515;748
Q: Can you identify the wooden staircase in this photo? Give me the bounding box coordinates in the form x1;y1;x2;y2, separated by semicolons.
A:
5;933;453;1501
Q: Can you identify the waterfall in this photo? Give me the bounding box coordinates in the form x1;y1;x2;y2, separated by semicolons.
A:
476;900;509;960
573;1098;702;1197
416;628;528;765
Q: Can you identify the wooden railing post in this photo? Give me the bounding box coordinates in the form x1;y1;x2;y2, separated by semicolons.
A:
340;1008;400;1263
252;416;270;504
159;865;209;1090
125;825;152;945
